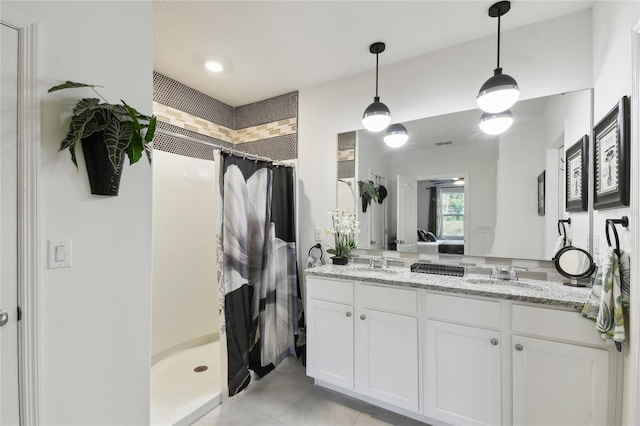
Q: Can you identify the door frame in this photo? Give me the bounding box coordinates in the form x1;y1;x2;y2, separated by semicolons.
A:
1;7;40;424
628;19;640;426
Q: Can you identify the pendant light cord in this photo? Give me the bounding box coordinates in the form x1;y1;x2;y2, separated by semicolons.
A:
375;52;380;98
496;14;501;69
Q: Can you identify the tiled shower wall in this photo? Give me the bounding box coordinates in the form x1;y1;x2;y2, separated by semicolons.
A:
152;71;298;161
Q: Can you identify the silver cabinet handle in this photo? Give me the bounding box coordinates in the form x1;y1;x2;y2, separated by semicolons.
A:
0;310;8;327
490;338;499;346
515;344;524;351
360;314;366;320
370;240;377;245
346;312;352;317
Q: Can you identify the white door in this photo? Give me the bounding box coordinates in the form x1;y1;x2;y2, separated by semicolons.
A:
355;308;419;411
512;335;609;426
424;320;501;426
1;22;21;426
368;173;386;250
396;174;417;252
306;299;354;389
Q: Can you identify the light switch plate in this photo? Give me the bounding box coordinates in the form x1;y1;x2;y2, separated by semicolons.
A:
48;239;72;269
315;227;324;241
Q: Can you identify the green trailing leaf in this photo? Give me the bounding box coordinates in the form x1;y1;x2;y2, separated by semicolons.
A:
104;120;133;170
48;81;103;93
126;130;145;165
144;115;157;143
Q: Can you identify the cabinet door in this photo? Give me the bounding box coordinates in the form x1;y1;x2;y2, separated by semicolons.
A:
512;335;609;426
306;299;354;389
424;320;501;426
355;308;419;411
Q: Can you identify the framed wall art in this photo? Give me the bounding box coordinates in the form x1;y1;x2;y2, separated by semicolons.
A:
566;135;588;212
593;96;630;210
538;171;545;216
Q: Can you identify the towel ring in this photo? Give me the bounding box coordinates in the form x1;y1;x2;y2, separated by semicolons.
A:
605;216;628;256
308;243;323;260
558;218;571;244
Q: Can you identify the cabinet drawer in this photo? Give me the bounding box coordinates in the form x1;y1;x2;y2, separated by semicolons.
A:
358;284;418;316
512;304;605;346
307;276;353;304
423;292;500;329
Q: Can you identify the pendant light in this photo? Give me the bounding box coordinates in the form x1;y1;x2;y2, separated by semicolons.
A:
477;1;520;114
362;42;392;132
384;123;409;148
479;110;514;135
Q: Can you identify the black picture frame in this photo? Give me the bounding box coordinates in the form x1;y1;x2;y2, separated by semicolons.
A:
538;171;545;216
565;135;589;212
593;96;630;210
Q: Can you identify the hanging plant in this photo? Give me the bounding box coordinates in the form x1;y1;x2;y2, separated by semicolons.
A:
48;81;156;195
358;180;379;213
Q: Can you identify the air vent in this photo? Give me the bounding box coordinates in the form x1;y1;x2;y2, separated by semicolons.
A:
410;263;465;277
434;140;453;146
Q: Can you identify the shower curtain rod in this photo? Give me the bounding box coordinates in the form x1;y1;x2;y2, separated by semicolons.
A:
155;128;294;168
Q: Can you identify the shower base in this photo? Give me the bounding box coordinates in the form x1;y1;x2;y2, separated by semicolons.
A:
151;341;221;425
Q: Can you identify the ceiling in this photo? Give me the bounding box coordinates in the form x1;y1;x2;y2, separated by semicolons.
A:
153;0;594;107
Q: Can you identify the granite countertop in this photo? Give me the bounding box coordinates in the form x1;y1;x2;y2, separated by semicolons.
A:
305;264;592;311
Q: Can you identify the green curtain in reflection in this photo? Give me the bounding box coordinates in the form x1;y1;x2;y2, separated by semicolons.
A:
427;187;438;237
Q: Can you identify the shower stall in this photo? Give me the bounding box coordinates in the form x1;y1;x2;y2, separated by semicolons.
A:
150;149;222;425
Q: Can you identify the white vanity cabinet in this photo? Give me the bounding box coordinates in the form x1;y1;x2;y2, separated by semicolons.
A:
306;277;420;412
355;284;419;411
423;293;502;426
306;272;620;426
511;304;612;426
306;277;354;389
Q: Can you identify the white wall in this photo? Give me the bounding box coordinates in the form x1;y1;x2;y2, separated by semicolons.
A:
390;142;498;256
591;2;640;424
298;10;593;263
152;151;218;359
7;1;153;424
592;1;639;261
356;131;391;248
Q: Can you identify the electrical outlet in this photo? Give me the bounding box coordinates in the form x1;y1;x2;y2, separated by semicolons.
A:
315;227;324;241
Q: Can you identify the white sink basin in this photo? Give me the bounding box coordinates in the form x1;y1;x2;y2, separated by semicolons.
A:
347;266;400;274
465;277;544;291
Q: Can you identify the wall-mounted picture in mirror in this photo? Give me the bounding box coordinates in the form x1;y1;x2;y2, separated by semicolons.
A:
566;135;588;212
593;96;630;210
538;171;545;216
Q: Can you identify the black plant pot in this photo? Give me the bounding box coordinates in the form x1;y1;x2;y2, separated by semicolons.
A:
81;131;124;196
331;256;348;265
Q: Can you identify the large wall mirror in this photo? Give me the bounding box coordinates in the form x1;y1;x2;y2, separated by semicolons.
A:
337;89;592;261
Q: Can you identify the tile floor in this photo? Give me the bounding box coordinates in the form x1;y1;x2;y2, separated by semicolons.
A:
194;356;427;426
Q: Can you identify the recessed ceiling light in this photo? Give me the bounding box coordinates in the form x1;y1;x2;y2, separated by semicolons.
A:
204;60;224;73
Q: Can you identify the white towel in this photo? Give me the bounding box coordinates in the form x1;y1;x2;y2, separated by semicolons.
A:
552;235;571;257
581;247;630;350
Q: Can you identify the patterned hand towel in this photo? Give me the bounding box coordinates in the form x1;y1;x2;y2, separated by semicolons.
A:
552;236;571;258
581;247;630;350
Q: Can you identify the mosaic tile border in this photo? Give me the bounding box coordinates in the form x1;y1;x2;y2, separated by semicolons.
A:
234;118;297;144
154;102;234;144
154;102;297;148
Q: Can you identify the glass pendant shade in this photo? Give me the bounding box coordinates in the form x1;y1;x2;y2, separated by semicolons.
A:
479;110;513;135
362;97;391;132
477;68;520;113
383;123;409;148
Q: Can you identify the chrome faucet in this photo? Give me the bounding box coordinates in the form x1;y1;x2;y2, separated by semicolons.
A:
369;257;388;269
488;266;527;281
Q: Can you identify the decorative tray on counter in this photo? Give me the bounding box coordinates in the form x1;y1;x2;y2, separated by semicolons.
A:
410;263;465;277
